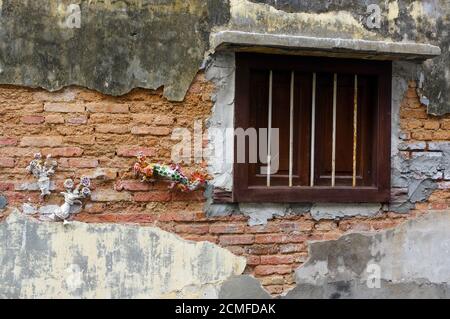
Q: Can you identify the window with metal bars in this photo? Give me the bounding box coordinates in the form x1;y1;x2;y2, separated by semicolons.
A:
233;53;391;203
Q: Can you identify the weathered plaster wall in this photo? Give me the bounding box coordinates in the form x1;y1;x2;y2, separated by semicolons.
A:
0;210;245;298
0;0;449;298
0;55;448;297
0;0;230;101
286;210;450;299
0;0;447;113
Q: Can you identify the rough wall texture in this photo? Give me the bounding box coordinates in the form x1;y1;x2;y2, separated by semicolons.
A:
235;0;449;115
0;0;448;113
0;211;245;298
0;0;230;101
0;73;449;295
0;0;449;298
286;210;450;299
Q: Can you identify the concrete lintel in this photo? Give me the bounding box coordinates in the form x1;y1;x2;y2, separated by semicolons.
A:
211;31;441;61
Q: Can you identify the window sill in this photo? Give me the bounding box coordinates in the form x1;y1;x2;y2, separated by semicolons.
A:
211;31;441;62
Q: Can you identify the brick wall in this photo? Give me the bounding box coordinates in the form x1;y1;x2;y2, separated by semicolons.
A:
399;81;450;209
0;77;448;295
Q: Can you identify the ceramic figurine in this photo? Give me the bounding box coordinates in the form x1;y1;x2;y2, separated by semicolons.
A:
43;176;91;222
26;153;57;198
133;152;209;192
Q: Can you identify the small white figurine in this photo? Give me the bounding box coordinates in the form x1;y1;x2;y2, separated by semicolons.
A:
43;177;91;222
26;153;57;198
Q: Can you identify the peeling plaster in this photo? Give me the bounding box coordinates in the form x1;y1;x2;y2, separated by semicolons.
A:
239;203;287;226
205;52;235;192
227;0;380;40
0;0;446;112
382;60;450;212
0;0;230;101
219;275;271;299
284;280;450;299
288;211;450;298
0;210;246;298
310;204;382;221
0;195;7;210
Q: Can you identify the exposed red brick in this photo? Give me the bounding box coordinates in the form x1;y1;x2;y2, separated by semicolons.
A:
45;114;65;124
174;224;209;235
315;221;338;231
64;135;95;145
433;130;450;140
90;114;131;124
133;191;171;202
182;235;218;244
90;190;131;202
83;203;106;214
265;285;285;295
67;116;88;125
78;213;156;224
21;115;45;124
210;223;245;234
219;235;254;245
44;103;85;113
0;182;14;191
430;203;448;210
131;126;171;136
59;158;98;168
246;245;279;255
260;255;294;265
115;180;153;191
132;114;155;124
96;124;130;134
260;275;285;286
0;137;17;146
116;146;154;157
226;246;245;255
246;224;281;233
86;103;129;113
246;255;261;266
172;191;205;202
279;221;315;232
3;191;40;204
158;211;206;222
154;115;174;126
254;265;292;276
279;243;307;254
43;147;83;157
114;214;156;224
0;157;15;167
20;136;63;147
254;234;287;244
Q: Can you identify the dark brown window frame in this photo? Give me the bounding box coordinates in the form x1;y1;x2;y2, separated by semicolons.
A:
233;53;392;203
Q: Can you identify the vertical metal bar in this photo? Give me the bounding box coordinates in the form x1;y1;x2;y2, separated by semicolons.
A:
310;73;316;187
352;74;358;187
331;73;337;187
289;71;294;187
267;70;273;187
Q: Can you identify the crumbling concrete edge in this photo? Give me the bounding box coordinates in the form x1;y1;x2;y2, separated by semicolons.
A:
211;30;441;61
0;209;248;298
283;210;450;298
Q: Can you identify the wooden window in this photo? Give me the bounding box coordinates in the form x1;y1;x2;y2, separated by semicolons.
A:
234;53;391;203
